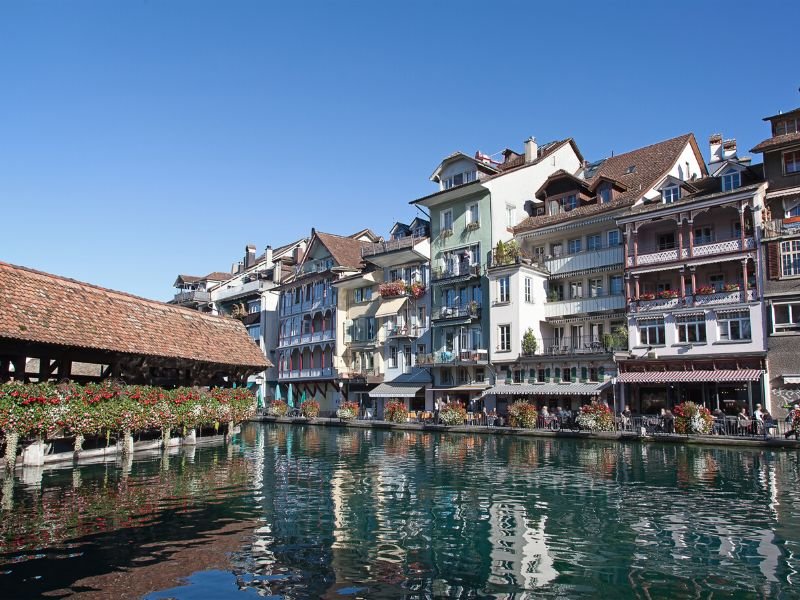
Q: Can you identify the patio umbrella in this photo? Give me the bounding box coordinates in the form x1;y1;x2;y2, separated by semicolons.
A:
287;384;294;409
300;390;307;405
274;384;282;402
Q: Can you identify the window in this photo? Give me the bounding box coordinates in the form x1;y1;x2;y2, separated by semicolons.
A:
694;226;714;245
589;367;598;381
782;240;800;276
441;209;453;232
589;278;603;297
352;317;376;342
722;169;741;191
562;367;572;382
248;300;261;314
787;204;800;218
568;238;582;254
773;302;800;332
452;172;463;187
662;185;680;203
784;150;800;175
564;195;578;211
524;277;532;303
657;233;675;250
416;344;426;360
598;185;611;204
506;205;516;228
247;325;261;346
550;243;563;257
718;310;751;341
513;369;523;384
610;275;624;296
498;325;511;351
389;346;398;369
587;234;602;251
537;369;546;383
533;246;545;261
467;202;480;226
570;281;583;299
709;274;725;292
475;368;485;383
776;119;800;136
677;314;707;343
639;318;665;345
498;276;510;303
548;200;561;216
354;286;372;303
608;229;621;246
404;345;412;368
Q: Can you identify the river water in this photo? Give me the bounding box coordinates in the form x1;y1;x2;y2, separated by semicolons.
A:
1;423;799;599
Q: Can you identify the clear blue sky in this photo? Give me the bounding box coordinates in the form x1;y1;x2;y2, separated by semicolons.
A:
1;1;797;301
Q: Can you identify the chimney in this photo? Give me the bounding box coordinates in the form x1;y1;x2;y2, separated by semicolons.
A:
231;262;238;274
293;240;307;264
244;244;256;269
722;139;737;160
265;245;273;266
709;133;723;163
272;259;282;284
524;137;538;163
237;261;244;274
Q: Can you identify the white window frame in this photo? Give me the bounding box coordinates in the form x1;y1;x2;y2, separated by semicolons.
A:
498;324;511;352
570;280;583;299
564;194;578;211
498;276;510;303
638;318;665;346
587;234;602;251
662;185;680;203
782;240;800;277
506;204;516;228
568;238;582;254
609;275;624;296
773;301;800;333
441;209;454;233
607;229;621;246
389;346;398;369
721;169;741;191
676;314;707;343
466;202;480;227
524;277;532;303
589;278;603;298
718;310;751;341
784;150;800;175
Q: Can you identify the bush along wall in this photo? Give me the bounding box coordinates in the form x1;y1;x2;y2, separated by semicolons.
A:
0;382;256;469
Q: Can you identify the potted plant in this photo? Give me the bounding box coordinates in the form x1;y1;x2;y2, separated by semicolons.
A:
696;285;715;295
267;400;288;417
439;402;467;426
639;292;656;301
385;400;407;423
494;240;507;266
521;328;538;356
575;402;615;431
469;300;480;316
508;401;538;428
336;401;360;420
408;281;426;299
300;399;320;418
673;401;713;434
658;289;679;299
722;283;740;292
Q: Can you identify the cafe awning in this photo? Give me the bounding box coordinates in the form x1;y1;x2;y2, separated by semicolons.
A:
481;381;610;397
370;382;424;398
617;369;763;384
375;297;408;318
429;384;490;393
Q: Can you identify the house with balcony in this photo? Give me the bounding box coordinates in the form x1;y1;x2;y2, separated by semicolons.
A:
170;271;231;311
616;134;767;415
412;137;583;409
751;106;800;417
483;134;704;412
361;219;432;417
276;228;380;416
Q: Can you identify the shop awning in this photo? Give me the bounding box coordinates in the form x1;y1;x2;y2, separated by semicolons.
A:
429;384;490;393
481;381;610;397
370;382;424;398
617;369;763;384
375;297;407;318
783;375;800;385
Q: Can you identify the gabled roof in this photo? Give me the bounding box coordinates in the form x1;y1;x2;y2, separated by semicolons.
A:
348;228;382;243
173;271;231;287
429;151;499;182
761;107;800;122
534;169;592;200
515;133;705;233
308;231;369;271
0;262;269;369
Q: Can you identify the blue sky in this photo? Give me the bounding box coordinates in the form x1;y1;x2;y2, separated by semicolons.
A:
1;1;798;300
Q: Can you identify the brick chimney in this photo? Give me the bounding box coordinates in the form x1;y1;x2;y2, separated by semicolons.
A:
709;133;723;164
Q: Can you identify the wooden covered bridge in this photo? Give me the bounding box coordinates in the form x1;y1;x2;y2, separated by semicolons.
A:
0;261;269;387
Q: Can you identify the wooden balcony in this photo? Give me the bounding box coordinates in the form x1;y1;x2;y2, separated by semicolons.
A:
543;294;625;318
628;236;755;268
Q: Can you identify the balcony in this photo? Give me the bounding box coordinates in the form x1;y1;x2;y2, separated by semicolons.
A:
431;262;481;284
279;367;336;380
432;303;481;322
523;335;627;357
418;349;488;366
214;278;271;302
278;330;336;348
764;217;800;239
544;245;624;276
280;297;336;316
543;294;625;318
630;289;757;313
172;290;210;304
628;236;755;268
386;326;424;339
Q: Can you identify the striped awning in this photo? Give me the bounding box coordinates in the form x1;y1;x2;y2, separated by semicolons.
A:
618;369;763;384
481;381;610;397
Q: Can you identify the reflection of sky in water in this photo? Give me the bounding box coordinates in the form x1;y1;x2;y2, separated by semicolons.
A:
1;424;799;598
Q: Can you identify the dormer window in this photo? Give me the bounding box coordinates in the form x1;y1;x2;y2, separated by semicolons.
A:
442;169;477;190
662;185;680;203
598;185;611;204
775;118;800;136
721;168;741;191
784;150;800;175
548;200;560;216
564;194;578;211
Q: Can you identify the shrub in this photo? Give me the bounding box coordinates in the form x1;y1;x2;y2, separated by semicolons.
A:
521;328;538;355
385;400;407;423
439;402;467;426
336;401;359;420
508;401;538;428
300;399;320;418
267;400;288;417
576;402;615;431
673;401;713;434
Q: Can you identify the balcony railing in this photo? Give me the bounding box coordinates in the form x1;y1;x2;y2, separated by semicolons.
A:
432;303;481;322
522;336;627;357
628;236;755;267
764;217;800;238
544;245;624;276
630;289;757;313
543;294;625;318
418;349;489;365
278;330;336;348
386;326;424;339
280;297;336;316
172;290;210;304
431;262;481;283
279;367;336;380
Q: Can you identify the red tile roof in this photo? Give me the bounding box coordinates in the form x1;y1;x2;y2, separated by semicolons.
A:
314;231;369;270
618;369;762;383
750;131;800;153
0;262;269;368
514;134;704;233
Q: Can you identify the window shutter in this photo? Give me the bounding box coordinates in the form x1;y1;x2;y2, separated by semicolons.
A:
546;367;551;380
571;367;577;380
767;242;781;280
599;367;605;378
554;367;561;380
581;367;588;381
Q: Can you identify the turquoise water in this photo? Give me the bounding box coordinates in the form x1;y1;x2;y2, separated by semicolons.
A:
1;423;799;598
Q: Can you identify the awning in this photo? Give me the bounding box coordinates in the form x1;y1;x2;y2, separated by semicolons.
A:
429;385;490;393
782;375;800;385
375;297;407;318
370;382;424;398
481;381;610;397
618;369;763;384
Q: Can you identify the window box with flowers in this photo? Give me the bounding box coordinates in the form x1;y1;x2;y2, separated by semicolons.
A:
638;292;656;301
722;283;740;292
695;286;715;295
379;281;407;298
658;290;679;299
407;282;426;299
466;221;480;232
441;228;454;239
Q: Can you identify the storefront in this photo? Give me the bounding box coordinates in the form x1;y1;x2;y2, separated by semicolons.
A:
480;381;612;416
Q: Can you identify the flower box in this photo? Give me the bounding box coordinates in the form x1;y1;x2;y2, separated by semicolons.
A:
466;221;480;231
722;283;740;292
695;286;715;295
658;290;679;299
379;281;406;298
441;228;453;239
638;293;656;301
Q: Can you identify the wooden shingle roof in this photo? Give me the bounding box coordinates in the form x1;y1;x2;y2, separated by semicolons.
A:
0;262;269;368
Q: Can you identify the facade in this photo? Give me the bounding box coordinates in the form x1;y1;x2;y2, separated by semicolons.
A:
363;219;432;417
752;107;800;417
616;135;767;414
171;271;232;312
485;134;705;412
413;138;583;410
276;229;380;416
